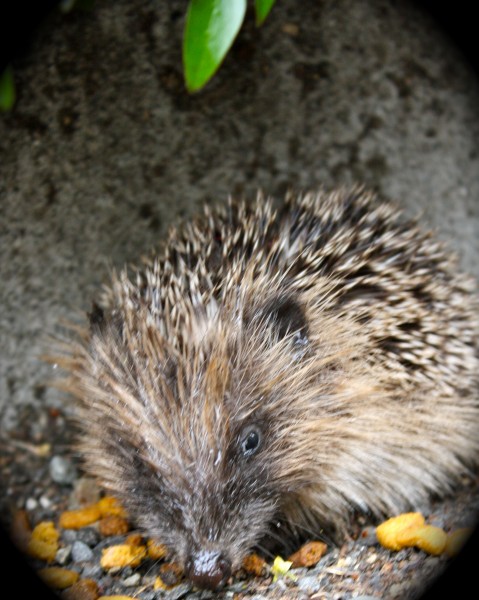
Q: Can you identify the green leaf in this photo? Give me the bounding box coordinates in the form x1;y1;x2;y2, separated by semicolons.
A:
255;0;276;26
0;66;15;112
183;0;247;92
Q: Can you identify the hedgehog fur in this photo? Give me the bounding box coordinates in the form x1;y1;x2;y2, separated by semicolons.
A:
57;187;479;589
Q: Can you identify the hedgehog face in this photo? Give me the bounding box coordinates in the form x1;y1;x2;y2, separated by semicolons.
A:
64;279;380;588
127;411;281;590
67;293;313;589
124;295;314;588
117;409;280;589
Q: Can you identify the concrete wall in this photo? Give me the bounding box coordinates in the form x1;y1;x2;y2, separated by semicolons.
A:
1;0;478;430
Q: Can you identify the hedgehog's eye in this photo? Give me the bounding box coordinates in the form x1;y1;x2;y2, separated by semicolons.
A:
240;426;262;457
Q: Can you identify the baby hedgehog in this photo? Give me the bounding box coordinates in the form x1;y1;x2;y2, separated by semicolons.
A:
57;187;479;590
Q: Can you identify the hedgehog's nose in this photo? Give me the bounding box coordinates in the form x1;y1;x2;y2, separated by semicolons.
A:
186;550;232;590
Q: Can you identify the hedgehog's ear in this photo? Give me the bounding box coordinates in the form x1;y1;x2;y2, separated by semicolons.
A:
259;295;309;349
88;302;124;341
88;302;106;334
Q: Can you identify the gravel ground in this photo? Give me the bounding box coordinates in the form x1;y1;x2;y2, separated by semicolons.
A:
1;1;479;598
1;431;479;600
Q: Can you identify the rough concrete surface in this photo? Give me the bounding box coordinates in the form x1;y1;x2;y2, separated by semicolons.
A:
0;0;478;597
1;0;479;428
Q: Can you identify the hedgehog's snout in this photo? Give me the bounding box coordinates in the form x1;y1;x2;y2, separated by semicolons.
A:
185;549;232;590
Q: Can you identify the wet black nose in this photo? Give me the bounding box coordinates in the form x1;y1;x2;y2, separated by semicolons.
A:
186;550;232;590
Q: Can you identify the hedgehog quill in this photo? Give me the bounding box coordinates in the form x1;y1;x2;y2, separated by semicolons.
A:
55;188;479;590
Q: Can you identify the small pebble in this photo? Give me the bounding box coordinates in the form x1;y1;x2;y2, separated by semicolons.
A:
72;540;95;562
56;545;72;565
76;527;101;547
39;495;52;509
297;575;322;594
122;573;141;587
338;556;353;567
25;497;38;511
162;583;192;599
359;526;379;546
98;575;115;589
49;455;78;485
62;529;78;544
138;593;157;600
81;563;103;579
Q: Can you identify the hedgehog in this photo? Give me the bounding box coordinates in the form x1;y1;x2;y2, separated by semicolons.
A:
55;187;479;590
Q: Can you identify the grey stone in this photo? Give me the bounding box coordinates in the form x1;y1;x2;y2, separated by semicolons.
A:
296;575;323;594
81;563;103;579
55;545;72;565
25;498;38;511
39;495;52;508
76;526;100;547
49;456;78;485
122;573;141;587
163;583;192;599
62;529;77;544
71;539;94;562
359;525;379;547
139;592;158;600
